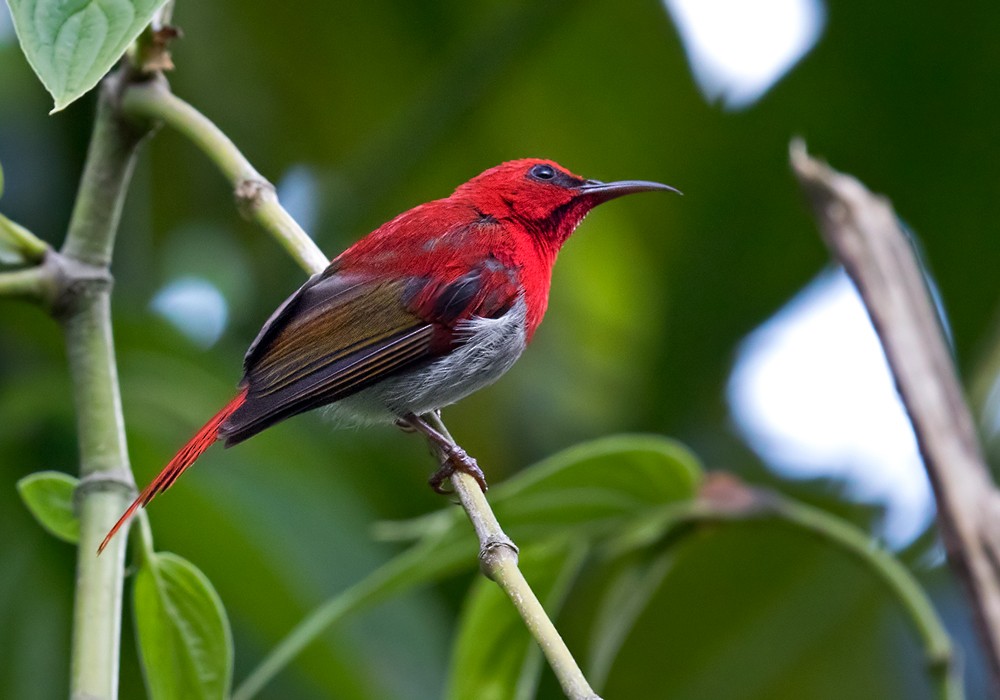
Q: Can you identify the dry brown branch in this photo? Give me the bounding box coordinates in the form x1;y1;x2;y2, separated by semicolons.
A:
791;140;1000;691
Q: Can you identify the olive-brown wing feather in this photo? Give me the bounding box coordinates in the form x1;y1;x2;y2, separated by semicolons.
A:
220;256;521;445
220;278;432;444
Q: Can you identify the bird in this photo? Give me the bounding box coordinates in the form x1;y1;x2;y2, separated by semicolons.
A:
99;158;677;553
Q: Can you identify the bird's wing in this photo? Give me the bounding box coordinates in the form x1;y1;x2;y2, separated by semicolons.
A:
219;258;519;445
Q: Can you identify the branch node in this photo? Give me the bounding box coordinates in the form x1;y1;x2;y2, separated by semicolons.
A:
235;178;277;219
479;534;519;580
48;252;114;318
103;69;165;146
73;469;137;516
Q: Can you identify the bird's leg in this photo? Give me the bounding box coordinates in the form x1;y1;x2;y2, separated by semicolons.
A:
394;418;417;433
402;412;488;494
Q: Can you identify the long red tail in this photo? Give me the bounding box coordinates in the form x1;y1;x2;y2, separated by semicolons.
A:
98;388;248;554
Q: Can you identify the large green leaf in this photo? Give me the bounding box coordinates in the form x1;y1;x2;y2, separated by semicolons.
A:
134;552;233;700
446;540;589;700
380;434;702;546
364;434;700;597
6;0;169;112
16;471;79;543
492;434;700;538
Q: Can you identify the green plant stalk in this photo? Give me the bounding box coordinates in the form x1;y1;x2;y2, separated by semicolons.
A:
61;73;150;700
120;82;329;274
428;414;601;700
0;211;49;262
453;471;599;700
65;298;134;699
0;266;54;303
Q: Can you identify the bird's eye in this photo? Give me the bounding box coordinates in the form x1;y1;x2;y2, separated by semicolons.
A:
530;164;556;181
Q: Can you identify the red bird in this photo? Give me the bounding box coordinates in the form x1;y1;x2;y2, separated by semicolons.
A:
99;159;676;553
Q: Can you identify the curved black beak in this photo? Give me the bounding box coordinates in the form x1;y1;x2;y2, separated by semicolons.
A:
578;179;682;203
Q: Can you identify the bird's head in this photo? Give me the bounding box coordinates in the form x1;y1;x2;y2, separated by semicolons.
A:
453;158;678;249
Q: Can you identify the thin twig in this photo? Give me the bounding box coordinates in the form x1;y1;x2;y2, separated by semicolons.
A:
791;139;1000;691
425;413;602;700
120;81;329;274
0;265;54;304
0;211;49;262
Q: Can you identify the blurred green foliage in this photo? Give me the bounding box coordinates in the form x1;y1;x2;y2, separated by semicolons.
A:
2;0;998;697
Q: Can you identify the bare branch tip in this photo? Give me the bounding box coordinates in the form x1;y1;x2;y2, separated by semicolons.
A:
788;136;809;164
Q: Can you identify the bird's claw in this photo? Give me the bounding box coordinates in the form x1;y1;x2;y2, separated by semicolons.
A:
428;445;488;494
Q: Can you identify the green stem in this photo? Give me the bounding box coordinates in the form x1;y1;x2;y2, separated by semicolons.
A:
65;293;137;700
0;211;49;262
120;82;328;275
426;413;601;700
61;72;151;700
0;265;55;304
236;416;601;699
62;77;148;266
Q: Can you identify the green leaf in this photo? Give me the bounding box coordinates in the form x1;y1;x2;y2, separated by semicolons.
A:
0;159;4;198
365;435;700;615
446;540;589;700
381;434;702;546
134;552;233;700
16;471;80;543
492;434;701;539
7;0;170;112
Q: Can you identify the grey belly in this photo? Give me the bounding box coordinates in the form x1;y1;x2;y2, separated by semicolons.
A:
324;295;528;425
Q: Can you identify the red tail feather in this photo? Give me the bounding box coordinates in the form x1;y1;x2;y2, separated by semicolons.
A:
98;388;248;554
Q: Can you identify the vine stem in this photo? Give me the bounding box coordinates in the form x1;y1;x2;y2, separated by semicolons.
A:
699;473;960;699
123;86;601;698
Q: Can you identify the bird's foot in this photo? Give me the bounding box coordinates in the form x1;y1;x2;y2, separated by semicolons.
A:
427;446;488;494
402;412;488;494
